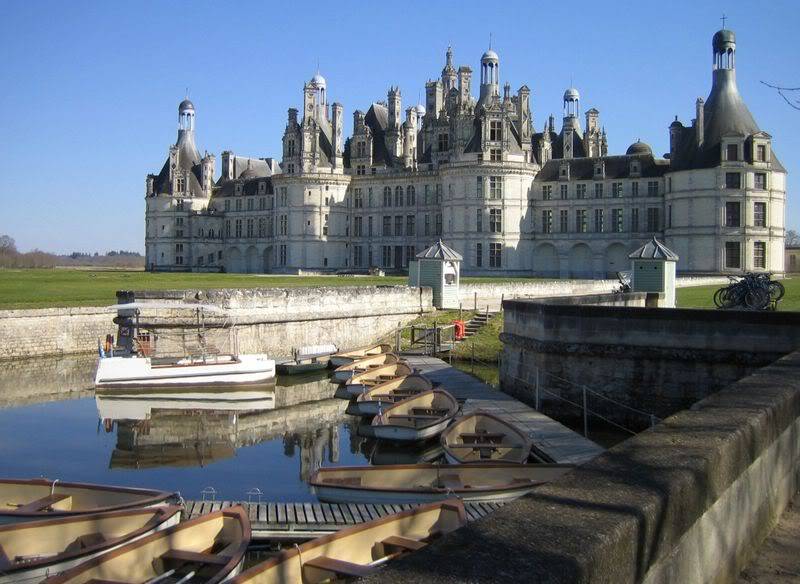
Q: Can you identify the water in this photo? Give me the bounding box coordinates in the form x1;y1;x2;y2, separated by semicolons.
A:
0;357;437;502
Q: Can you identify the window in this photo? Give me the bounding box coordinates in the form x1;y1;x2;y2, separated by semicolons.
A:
594;209;604;233
383;216;391;236
353;245;363;267
259;197;266;210
407;186;416;206
354;216;363;237
258;217;266;237
575;209;587;233
382;246;392;268
489;176;502;199
424;184;431;205
438;134;449;151
631;182;639;197
725;241;741;269
754;202;767;228
542;185;552;200
354;188;363;208
476;177;484;198
576;184;587;199
234;219;243;238
436;184;442;203
406;215;415;236
560;210;569;233
754;173;767;190
490;149;502;162
395;186;404;207
176;177;186;192
594;183;603;199
394;215;403;236
754;241;766;269
542;209;553;234
435;213;442;235
612;182;623;198
647;181;659;196
476;209;483;232
476;243;483;267
356;165;366;175
174;217;183;238
726;144;738;161
246;218;254;238
197;255;204;266
725;202;741;227
424;214;431;236
235;199;242;211
355;141;366;158
279;187;288;206
322;215;328;236
287;139;296;156
489;208;502;233
383;187;392;207
367;188;373;207
405;246;415;267
489;243;502;268
631;208;639;232
279;244;287;266
225;220;231;237
247;198;254;211
176;199;185;211
725;172;741;189
208;253;214;264
489;120;502;141
646;208;660;232
224;199;231;212
757;144;767;162
612;209;623;233
560;185;568;200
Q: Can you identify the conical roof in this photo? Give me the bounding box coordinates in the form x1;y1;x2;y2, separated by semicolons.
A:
416;239;463;261
628;236;679;261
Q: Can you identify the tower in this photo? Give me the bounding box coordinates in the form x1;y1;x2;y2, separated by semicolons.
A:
178;99;195;134
388;86;402;130
562;87;581;160
479;46;499;104
441;46;457;93
331;102;344;168
310;71;327;120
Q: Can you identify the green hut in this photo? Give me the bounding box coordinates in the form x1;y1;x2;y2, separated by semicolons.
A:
408;240;462;309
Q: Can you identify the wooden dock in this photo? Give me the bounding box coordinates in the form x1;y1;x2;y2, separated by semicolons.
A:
184;499;503;540
404;355;605;465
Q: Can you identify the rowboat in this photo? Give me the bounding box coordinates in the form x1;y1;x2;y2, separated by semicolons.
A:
331;353;400;384
230;500;466;583
369;441;445;465
441;411;533;464
329;343;393;368
0;506;182;584
310;463;574;504
0;479;176;523
43;506;251;584
371;389;458;442
344;363;414;396
276;344;337;375
352;374;433;416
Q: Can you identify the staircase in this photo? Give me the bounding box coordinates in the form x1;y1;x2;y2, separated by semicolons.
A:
462;311;498;340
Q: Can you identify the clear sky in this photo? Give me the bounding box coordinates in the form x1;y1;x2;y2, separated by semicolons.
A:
0;0;797;254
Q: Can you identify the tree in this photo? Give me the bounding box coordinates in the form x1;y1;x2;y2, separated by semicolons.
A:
786;229;800;247
0;235;17;256
761;82;800;111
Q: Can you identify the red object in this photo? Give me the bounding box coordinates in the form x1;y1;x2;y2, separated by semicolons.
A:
453;320;465;340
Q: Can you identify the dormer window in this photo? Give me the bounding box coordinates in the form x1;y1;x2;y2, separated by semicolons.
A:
559;163;570;180
726;144;739;161
287;139;296;157
630;161;640;175
176;177;186;192
594;162;605;178
489;120;502;141
235;184;242;195
438;134;449;151
756;144;767;162
356;141;367;158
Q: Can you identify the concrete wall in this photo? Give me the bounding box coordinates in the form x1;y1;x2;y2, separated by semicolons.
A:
366;349;800;584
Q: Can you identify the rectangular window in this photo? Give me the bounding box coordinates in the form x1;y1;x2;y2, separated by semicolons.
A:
476;208;483;232
354;245;364;267
489;120;502;141
353;216;363;237
235;199;242;211
235;219;243;238
322;215;328;236
354;188;363;208
542;209;553;234
646;208;660;232
368;215;373;236
435;213;442;235
382;246;392;268
612;182;623;198
224;200;231;211
225;220;231;237
631;208;639;232
560;210;568;233
436;184;442;203
631;182;639;197
279;215;288;236
489;243;502;268
394;215;403;236
594;183;603;199
258;217;266;237
424;214;431;236
725;202;741;227
594;209;604;233
280;187;288;206
476;176;484;198
476;243;483;267
725;241;741;269
753;241;766;269
279;244;287;266
725;172;741;189
406;215;415;236
367;188;373;207
576;209;587;233
438;134;449;151
576;184;587;199
757;144;767;162
754;173;767;190
246;218;254;238
394;188;403;207
383;216;391;236
259;197;266;210
489;208;502;233
489;176;502;199
407;187;416;206
560;184;568;200
647;181;659;196
612;208;623;233
754;202;767;228
247;198;254;211
490;148;502;162
405;246;415;267
424;184;430;205
542;185;552;200
726;144;738;161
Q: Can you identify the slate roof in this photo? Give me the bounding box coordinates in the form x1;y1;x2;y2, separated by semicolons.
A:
628;236;679;261
535;153;670;182
152;132;204;197
215;176;274;197
416;239;463;261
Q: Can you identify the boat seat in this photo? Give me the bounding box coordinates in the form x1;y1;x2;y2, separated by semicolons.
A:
436;475;463;490
64;532;106;553
14;493;72;513
381;535;427;553
377;374;395;380
412;408;450;416
388;414;441;420
160;549;230;567
303;556;373;578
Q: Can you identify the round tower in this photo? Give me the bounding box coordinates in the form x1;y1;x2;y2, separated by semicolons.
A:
178;99;195;132
479;47;499;104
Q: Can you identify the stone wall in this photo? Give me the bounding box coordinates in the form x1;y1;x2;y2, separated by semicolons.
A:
0;353;97;407
366;349;800;584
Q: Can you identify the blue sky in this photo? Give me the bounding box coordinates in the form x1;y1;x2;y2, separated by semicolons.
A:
0;0;797;253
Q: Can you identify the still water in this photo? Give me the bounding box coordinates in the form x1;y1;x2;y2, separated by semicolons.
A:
0;355;439;502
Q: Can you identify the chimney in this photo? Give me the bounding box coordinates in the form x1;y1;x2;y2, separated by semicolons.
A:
695;98;704;148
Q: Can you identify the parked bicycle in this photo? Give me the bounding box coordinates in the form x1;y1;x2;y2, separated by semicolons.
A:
713;272;784;310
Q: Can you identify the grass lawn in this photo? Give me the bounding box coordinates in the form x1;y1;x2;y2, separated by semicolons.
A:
452;312;504;363
676;277;799;311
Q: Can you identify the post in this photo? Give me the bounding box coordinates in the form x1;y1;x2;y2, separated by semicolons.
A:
582;386;589;437
650;414;656;428
474;292;477;311
535;367;540;410
471;341;475;372
395;328;401;353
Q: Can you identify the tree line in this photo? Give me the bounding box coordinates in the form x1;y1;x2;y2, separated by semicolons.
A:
0;235;145;269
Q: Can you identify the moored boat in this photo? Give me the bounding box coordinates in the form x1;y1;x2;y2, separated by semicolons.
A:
331;353;400;383
276;344;338;375
0;506;182;584
329;343;393;368
230;500;466;583
344;363;414;396
310;463;574;504
441;411;533;464
371;389;458;442
43;506;251;584
353;374;433;416
0;479;176;522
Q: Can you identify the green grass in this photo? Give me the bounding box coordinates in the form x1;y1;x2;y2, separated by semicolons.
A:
452;312;504;363
676;277;800;311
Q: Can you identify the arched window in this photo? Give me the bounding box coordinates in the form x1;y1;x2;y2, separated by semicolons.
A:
383;186;392;207
407;185;416;206
395;186;404;207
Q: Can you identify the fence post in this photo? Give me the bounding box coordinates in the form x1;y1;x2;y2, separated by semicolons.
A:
582;386;589;437
535;367;540;410
650;414;656;428
474;292;477;311
471;342;475;372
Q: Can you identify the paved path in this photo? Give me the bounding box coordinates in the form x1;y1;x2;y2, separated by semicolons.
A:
738;491;800;583
404;355;605;465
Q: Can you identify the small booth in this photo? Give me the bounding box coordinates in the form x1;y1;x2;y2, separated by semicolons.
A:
628;236;679;308
408;240;462;309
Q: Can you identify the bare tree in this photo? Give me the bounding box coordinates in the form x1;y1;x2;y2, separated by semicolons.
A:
787;229;800;247
0;234;16;256
761;81;800;111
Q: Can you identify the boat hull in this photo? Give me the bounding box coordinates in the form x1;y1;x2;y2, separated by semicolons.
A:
312;483;536;504
371;419;452;442
329;356;354;368
276;361;328;375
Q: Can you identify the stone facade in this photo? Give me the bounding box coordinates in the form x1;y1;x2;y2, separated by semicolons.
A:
145;28;785;277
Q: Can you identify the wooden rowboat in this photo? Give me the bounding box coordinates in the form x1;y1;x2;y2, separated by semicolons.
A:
344;363;414;396
0;506;182;584
310;463;574;504
371;389;458;442
230;500;466;583
329;344;393;368
0;479;176;522
353;374;433;416
43;506;251;584
331;353;400;383
441;411;533;464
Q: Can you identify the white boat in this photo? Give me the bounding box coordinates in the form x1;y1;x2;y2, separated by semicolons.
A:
331;353;400;383
344;363;414;396
441;411;533;464
0;506;182;584
329;343;393;368
371;389;458;442
230;500;465;583
310;463;574;504
43;506;251;584
353;374;433;416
